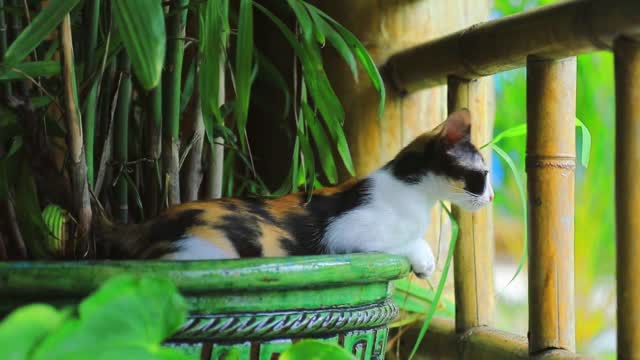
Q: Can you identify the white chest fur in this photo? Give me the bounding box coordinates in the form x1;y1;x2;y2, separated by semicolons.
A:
322;170;437;278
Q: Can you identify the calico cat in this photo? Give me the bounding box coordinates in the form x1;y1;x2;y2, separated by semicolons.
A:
98;109;493;278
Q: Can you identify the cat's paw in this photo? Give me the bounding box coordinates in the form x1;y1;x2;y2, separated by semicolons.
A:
411;259;435;279
408;243;435;279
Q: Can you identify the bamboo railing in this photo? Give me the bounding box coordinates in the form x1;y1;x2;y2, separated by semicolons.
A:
383;0;640;358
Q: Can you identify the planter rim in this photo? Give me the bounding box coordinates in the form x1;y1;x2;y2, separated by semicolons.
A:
0;253;410;295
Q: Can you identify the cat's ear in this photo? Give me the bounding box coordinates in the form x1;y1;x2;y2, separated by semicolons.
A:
438;108;471;145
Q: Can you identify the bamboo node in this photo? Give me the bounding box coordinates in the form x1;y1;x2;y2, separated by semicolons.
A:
525;156;576;170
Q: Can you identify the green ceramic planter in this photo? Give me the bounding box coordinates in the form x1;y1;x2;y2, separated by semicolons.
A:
0;253;410;360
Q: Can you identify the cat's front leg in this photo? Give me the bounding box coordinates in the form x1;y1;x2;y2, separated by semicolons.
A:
403;240;436;279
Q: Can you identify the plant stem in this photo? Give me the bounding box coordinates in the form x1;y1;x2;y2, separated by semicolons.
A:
206;54;225;199
182;94;204;201
161;0;189;206
0;0;11;98
60;14;92;255
114;53;131;224
182;12;203;201
143;87;162;216
8;0;26;95
82;0;101;188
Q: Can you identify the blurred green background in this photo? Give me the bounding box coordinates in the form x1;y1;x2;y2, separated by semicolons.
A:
491;0;616;358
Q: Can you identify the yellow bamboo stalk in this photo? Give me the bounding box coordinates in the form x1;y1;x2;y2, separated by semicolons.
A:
449;76;495;331
614;36;640;360
526;56;576;353
60;15;91;251
392;318;595;360
387;0;640;94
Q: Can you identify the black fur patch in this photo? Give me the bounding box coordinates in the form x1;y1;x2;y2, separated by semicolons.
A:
387;136;487;193
220;200;239;211
279;237;318;256
148;209;205;245
242;197;277;224
213;214;263;257
282;179;372;255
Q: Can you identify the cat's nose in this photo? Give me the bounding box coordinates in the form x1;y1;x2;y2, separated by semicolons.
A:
489;188;494;202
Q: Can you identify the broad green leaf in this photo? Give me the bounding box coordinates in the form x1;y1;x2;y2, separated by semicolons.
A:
0;304;67;360
112;0;166;89
234;0;254;150
409;203;459;360
280;340;354;360
491;144;528;290
305;6;358;80
310;4;386;119
199;0;229;145
33;275;188;359
3;0;81;67
303;103;338;184
42;204;67;252
0;60;60;81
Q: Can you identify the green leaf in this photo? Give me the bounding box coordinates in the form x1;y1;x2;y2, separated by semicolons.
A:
112;0;166;89
287;0;314;43
324;116;355;176
0;304;68;360
576;117;591;168
480;123;527;149
3;0;81;67
234;0;254;150
310;4;385;119
297;120;316;196
255;3;352;175
199;0;229;145
409;203;459;360
305;6;357;80
33;275;189;360
255;50;290;118
303;103;338;184
481;120;591;167
0;60;60;81
280;340;354;360
491;144;528;290
180;59;196;114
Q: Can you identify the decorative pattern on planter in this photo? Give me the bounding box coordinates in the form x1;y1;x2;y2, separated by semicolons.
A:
173;300;398;341
167;327;389;360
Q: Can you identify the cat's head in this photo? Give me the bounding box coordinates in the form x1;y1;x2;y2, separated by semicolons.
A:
387;109;494;211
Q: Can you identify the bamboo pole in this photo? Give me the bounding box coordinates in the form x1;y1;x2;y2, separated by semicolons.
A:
449;77;495;332
391;318;594;360
205;58;225;199
81;0;101;188
386;0;640;94
614;36;640;360
114;53;132;224
526;56;576;353
143;88;162;217
0;0;11;98
60;15;92;251
162;0;189;206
